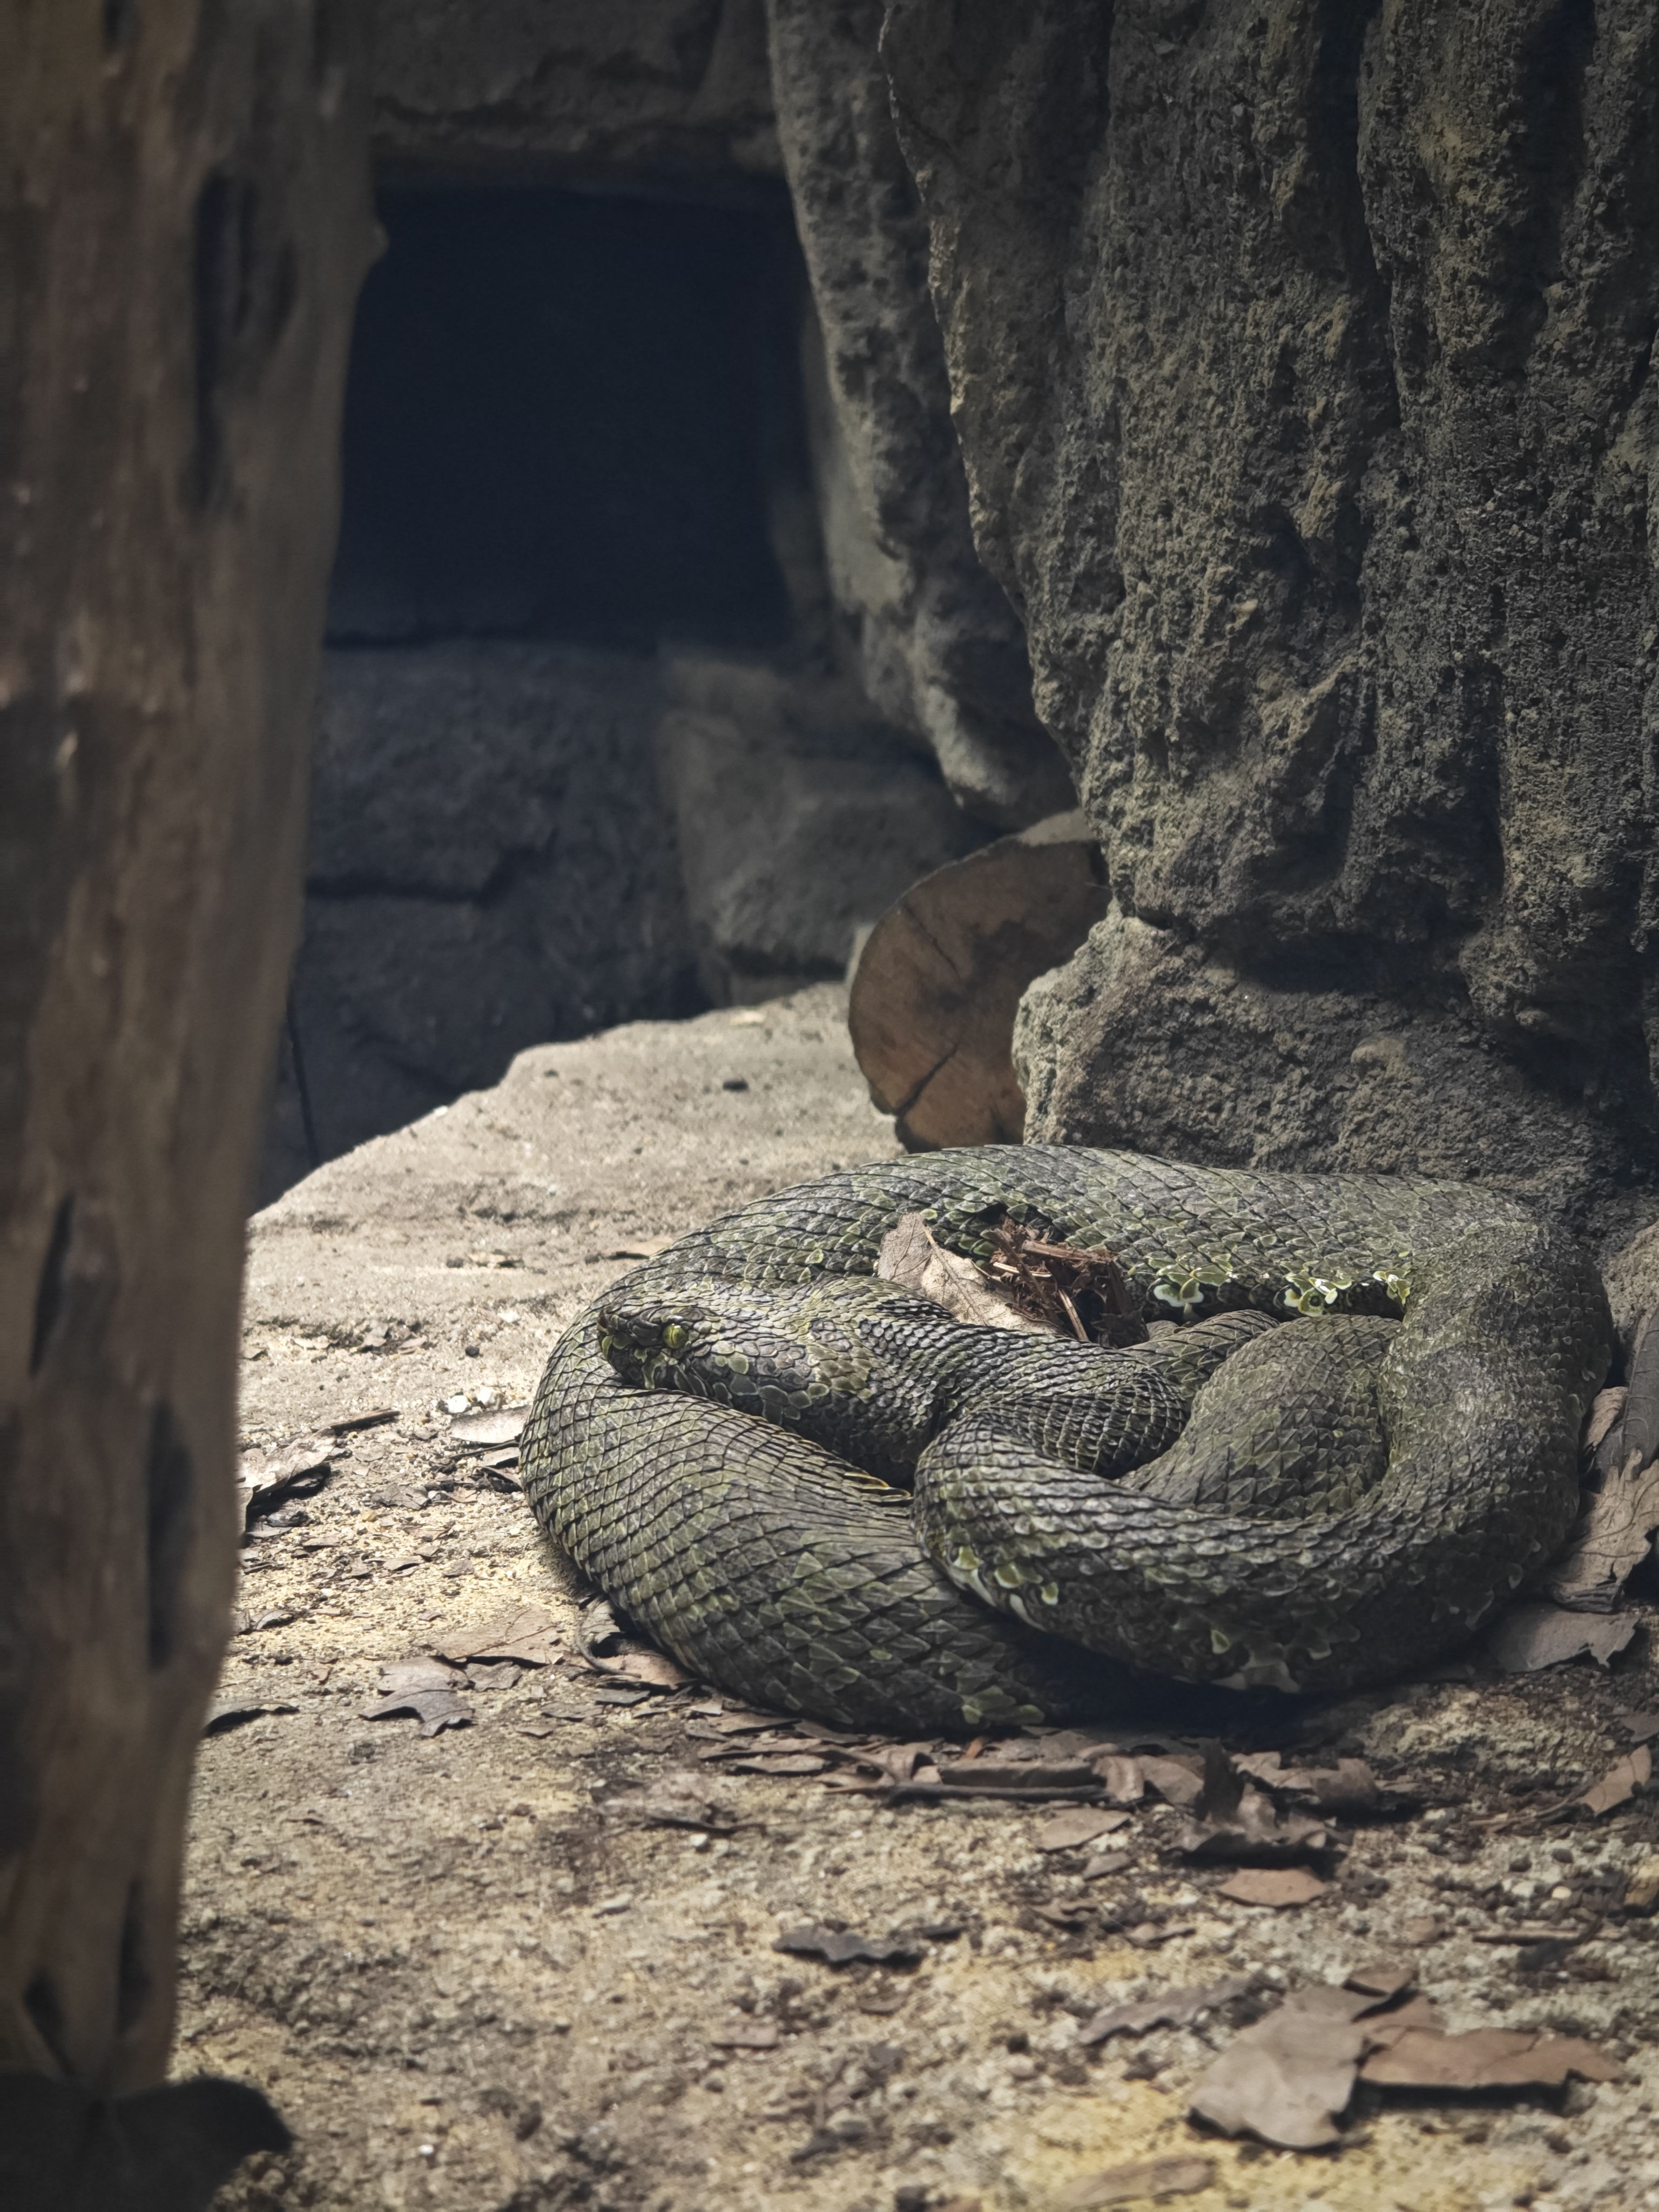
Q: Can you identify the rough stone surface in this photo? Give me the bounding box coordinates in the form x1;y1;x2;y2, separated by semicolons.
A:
0;0;373;2091
657;657;992;1003
880;0;1659;1212
266;646;699;1199
767;0;1075;828
372;0;781;177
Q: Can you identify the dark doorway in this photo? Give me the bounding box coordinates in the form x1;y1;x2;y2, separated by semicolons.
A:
326;182;800;650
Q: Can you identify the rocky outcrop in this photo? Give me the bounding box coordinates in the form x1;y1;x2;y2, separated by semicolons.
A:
766;0;1074;828
657;657;990;1000
268;646;698;1195
878;0;1659;1226
373;0;781;177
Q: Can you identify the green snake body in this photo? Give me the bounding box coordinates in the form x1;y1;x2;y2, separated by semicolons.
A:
520;1147;1611;1730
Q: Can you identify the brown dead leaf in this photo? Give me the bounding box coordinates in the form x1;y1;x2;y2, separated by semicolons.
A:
1584;1386;1629;1456
710;2021;780;2051
1572;1745;1652;1816
1616;1707;1659;1742
876;1213;1054;1334
1137;1754;1206;1808
448;1405;530;1449
598;1770;737;1831
1189;1985;1374;2148
237;1433;333;1526
359;1687;471;1737
1543;1446;1659;1611
1175;1788;1327;1862
1123;1920;1196;1947
1083;1849;1133;1879
1357;1992;1445;2049
1038;1806;1131;1852
1077;1975;1256;2047
436;1605;562;1669
1485;1602;1639;1673
322;1405;398;1434
576;1597;692;1688
732;1753;828;1777
1233;1751;1380;1813
1093;1754;1146;1805
930;1758;1102;1799
1056;2155;1216;2209
1343;1960;1416;2002
1360;2026;1623;2089
203;1697;298;1736
1216;1867;1328;1907
773;1924;924;1967
378;1658;461;1696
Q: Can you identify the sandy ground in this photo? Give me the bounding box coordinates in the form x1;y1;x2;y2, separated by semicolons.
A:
186;986;1659;2212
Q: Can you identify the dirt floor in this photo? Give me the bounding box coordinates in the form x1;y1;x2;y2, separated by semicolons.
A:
185;986;1659;2212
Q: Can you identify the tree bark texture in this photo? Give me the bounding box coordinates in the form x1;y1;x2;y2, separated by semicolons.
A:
876;0;1659;1231
766;0;1076;827
0;0;372;2093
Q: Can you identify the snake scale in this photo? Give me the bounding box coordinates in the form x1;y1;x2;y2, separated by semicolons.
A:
520;1147;1612;1732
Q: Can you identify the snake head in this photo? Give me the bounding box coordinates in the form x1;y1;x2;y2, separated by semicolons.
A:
597;1298;709;1388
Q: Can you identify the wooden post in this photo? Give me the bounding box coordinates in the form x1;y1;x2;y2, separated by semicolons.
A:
0;0;372;2113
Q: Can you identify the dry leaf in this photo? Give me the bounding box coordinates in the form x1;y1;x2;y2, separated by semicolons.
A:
1343;1960;1415;2002
1189;1985;1374;2148
1216;1867;1328;1907
1077;1975;1255;2047
710;2021;780;2050
930;1758;1101;1798
359;1687;471;1737
577;1597;692;1688
1609;1307;1659;1471
1584;1387;1629;1456
1137;1754;1206;1808
437;1607;562;1668
1093;1754;1146;1805
1056;2155;1216;2209
448;1406;530;1449
1233;1751;1379;1813
1175;1787;1327;1861
466;1661;522;1691
732;1752;828;1777
323;1406;397;1434
1038;1807;1131;1852
1357;1992;1445;2049
876;1213;1053;1334
1083;1848;1132;1879
377;1658;460;1695
598;1770;737;1831
1616;1708;1659;1742
1360;2026;1622;2089
773;1924;924;1967
203;1697;297;1736
236;1433;333;1526
1485;1602;1638;1673
1572;1746;1651;1816
1542;1450;1659;1611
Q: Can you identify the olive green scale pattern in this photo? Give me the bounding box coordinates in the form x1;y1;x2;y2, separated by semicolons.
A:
519;1147;1613;1727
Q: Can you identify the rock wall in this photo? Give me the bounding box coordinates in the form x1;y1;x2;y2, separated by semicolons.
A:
766;0;1075;827
874;0;1659;1232
372;0;781;178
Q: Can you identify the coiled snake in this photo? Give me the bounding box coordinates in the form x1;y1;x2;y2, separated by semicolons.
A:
520;1148;1610;1732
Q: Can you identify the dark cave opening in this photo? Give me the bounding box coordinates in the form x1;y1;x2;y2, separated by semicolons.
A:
326;179;802;651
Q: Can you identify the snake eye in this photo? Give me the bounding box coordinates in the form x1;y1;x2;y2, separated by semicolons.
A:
663;1323;689;1352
